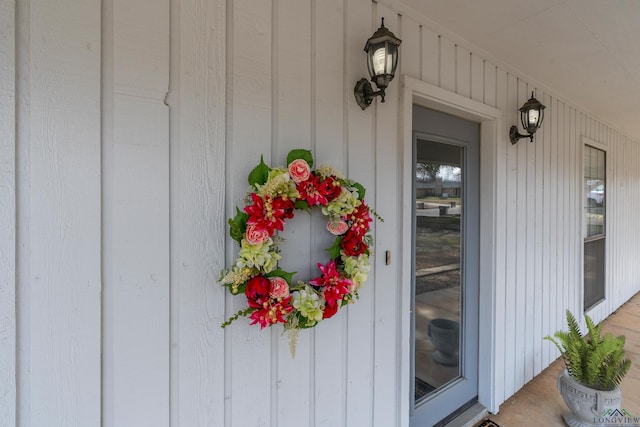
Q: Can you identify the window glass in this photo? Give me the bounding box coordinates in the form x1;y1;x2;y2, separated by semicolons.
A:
584;147;605;238
584;145;605;310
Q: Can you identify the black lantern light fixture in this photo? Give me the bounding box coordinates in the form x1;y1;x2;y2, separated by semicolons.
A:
509;92;546;144
354;18;402;110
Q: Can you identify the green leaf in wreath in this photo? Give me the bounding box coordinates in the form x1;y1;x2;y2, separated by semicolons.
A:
266;269;296;285
294;199;310;211
287;149;314;168
352;182;366;200
248;155;271;188
228;207;249;243
327;236;343;260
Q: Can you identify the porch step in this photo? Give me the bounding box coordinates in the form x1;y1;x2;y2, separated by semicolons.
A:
443;402;488;427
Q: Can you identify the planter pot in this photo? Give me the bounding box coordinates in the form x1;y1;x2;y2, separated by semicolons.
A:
557;369;622;427
428;318;459;366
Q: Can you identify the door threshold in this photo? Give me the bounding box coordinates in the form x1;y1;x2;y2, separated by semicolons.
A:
443;402;487;427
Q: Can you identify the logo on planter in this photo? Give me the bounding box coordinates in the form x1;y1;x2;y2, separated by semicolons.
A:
594;409;640;426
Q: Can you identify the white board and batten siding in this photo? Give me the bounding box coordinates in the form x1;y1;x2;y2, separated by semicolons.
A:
4;0;640;426
0;1;16;425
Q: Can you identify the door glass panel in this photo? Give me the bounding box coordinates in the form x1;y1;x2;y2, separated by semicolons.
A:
414;139;463;403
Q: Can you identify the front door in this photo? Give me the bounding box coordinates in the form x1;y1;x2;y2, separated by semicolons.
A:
410;105;480;426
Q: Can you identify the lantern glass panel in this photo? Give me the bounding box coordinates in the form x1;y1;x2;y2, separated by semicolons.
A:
372;46;387;75
367;44;399;91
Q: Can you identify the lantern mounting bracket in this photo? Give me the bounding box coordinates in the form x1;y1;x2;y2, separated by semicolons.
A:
509;125;534;144
354;78;386;110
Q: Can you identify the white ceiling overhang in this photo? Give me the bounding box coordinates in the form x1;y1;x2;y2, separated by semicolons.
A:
399;0;640;141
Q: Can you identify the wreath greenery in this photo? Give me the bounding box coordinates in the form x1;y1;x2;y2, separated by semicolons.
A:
219;149;380;343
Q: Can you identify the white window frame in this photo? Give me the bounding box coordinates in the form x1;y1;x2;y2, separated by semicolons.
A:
582;137;608;314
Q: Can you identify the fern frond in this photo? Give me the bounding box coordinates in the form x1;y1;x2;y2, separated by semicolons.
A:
545;310;632;391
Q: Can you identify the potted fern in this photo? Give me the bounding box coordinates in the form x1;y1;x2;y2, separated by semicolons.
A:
545;310;631;426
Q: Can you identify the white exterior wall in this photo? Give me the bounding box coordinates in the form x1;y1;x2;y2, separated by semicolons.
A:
2;0;640;426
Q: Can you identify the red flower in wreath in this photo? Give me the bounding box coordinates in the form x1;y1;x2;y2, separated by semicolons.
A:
244;193;295;236
317;176;342;201
245;276;293;328
245;276;271;308
340;229;368;257
297;175;328;206
347;202;373;237
322;303;339;319
310;260;352;313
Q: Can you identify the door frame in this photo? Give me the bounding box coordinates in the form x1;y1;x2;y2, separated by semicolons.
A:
399;75;503;422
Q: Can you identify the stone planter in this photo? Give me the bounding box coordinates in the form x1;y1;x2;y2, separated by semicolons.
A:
557;369;622;427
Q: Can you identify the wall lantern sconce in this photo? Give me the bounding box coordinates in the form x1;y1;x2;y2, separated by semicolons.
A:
509;92;546;144
354;18;402;110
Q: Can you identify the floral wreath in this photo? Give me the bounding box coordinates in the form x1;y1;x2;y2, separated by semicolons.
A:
220;149;381;343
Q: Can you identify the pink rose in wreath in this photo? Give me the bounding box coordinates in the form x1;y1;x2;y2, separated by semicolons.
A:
245;223;270;245
326;220;349;236
288;159;311;183
269;277;290;299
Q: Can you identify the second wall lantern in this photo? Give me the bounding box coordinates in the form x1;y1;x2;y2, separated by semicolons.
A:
510;92;546;144
354;18;402;110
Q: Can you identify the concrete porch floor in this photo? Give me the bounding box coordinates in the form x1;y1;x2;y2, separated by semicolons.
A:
476;292;640;427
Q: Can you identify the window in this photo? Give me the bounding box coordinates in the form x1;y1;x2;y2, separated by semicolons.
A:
584;145;606;310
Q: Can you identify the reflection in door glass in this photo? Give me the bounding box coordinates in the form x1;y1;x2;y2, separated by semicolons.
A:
414;140;463;403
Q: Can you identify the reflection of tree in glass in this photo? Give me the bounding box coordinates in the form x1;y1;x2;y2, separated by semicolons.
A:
416;163;462;183
416;163;440;182
438;165;461;183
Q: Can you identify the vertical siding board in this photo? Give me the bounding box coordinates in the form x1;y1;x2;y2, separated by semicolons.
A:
541;92;552;367
110;97;170;426
0;1;16;424
314;0;349;425
373;7;400;427
524;82;537;383
105;0;171;423
274;0;313;425
567;107;575;314
548;97;560;356
557;102;568;323
172;0;227;425
228;0;273;425
420;27;439;86
470;55;483;103
24;1;102;424
532;90;546;375
483;63;496;108
113;0;169;97
494;66;508;405
439;37;456;92
345;0;375;425
456;46;471;98
514;79;528;389
569;107;578;315
504;73;518;398
611;129;619;310
607;131;615;311
399;17;421;79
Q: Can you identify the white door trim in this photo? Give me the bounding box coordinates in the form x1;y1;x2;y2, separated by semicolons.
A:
399;75;503;422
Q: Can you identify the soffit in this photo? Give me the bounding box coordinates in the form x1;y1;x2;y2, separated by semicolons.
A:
400;0;640;140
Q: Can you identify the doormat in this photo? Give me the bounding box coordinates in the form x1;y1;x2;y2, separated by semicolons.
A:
414;377;436;400
476;420;501;427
